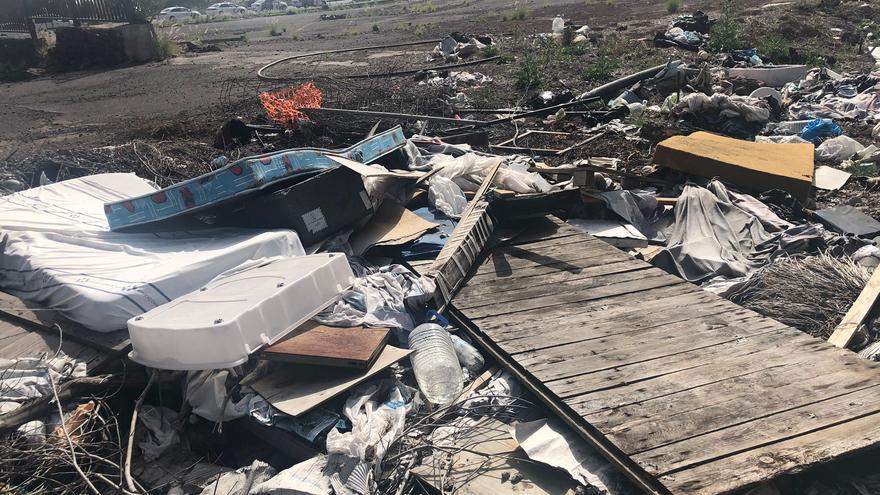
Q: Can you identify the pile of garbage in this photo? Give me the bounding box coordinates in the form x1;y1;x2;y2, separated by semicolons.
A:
7;9;880;495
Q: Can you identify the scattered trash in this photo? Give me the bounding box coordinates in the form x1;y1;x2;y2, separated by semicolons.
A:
408;320;464;404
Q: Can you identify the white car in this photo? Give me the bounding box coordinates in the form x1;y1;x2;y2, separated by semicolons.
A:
206;3;246;16
155;7;202;22
251;0;288;11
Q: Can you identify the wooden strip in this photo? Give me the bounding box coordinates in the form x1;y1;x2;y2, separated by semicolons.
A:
635;384;880;477
505;304;756;357
461;271;687;319
545;329;808;404
828;264;880;348
471;283;698;330
492;233;605;253
457;266;657;310
567;338;823;414
0;291;130;354
659;410;880;495
582;350;878;454
518;316;787;382
465;258;648;299
466;251;631;284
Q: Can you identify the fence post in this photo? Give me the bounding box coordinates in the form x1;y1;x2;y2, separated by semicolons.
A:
21;0;38;40
123;0;137;23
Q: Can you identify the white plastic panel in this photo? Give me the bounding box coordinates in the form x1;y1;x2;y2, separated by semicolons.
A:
128;253;354;370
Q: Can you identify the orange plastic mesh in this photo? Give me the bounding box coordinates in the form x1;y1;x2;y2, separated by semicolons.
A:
259;82;322;128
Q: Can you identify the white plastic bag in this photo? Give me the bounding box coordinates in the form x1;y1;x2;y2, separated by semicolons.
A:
428;175;468;218
815;135;865;162
325;379;413;464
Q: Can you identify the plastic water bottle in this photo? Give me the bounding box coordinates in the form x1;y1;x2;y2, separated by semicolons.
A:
408;323;463;404
552;16;565;35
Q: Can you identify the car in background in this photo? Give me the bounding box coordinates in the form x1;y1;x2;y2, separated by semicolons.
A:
206;2;246;16
154;7;202;22
250;0;288;11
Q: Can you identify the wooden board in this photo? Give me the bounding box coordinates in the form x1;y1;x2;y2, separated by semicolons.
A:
261;322;389;370
447;217;880;495
0;292;122;373
828;263;880;348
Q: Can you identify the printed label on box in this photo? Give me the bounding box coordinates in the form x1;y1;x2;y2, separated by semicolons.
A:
302;208;328;233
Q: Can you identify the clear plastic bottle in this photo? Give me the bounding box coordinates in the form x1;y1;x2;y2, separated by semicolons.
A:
552;16;565;35
408;323;463;404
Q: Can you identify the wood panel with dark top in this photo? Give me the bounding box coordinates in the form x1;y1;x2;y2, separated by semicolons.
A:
448;217;880;495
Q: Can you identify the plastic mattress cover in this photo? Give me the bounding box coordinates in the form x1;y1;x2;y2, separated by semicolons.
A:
0;173;305;332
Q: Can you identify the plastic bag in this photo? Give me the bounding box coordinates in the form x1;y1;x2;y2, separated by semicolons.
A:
800;118;843;144
428;175;467;218
450;334;485;374
325;379;413;464
815;135;865;162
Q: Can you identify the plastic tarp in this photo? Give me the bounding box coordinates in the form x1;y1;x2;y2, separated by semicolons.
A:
652;181;777;283
0;174;305;332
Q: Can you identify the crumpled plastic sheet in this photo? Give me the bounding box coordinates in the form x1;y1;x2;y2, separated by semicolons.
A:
673;92;771;123
252;455;332;495
596;189;666;243
325;379;414;465
314;261;435;331
0;353;86;402
428;175;468;218
788;82;880;120
815;135;865;162
185;370;253;423
651;180;778;283
250;396;339;443
198;460;276;495
138;405;180;461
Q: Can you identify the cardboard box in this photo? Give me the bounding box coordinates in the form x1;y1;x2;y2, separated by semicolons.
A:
225;165;374;246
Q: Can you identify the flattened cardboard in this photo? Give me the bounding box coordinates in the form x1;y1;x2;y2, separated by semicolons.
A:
349;202;439;256
253;346;411;416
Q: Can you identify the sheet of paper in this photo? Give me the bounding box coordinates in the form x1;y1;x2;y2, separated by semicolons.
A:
814;165;851;191
252;346;411;416
327;155;425;179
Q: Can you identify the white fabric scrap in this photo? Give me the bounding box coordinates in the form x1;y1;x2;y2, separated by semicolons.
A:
0;354;86;402
252;455;331;495
513;419;627;493
185;370;253;423
198;460;277;495
137;405;180;461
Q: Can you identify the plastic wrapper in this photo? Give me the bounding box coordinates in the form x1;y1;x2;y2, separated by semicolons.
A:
815;135;865;162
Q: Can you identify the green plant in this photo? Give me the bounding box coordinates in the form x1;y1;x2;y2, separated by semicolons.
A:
582;55;619;81
412;23;428;36
515;55;542;89
155;32;179;60
708;0;742;52
502;5;528;20
665;0;682;13
291;33;301;40
758;34;787;63
372;23;380;32
561;25;575;46
269;21;286;36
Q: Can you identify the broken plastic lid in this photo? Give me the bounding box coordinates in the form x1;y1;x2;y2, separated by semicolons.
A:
128;254;354;371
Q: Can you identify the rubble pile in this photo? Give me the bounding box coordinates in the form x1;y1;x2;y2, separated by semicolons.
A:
8;4;880;495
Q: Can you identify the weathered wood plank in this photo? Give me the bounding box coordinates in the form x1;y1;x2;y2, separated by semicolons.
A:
635;384;880;477
828;263;880;348
659;410;880;495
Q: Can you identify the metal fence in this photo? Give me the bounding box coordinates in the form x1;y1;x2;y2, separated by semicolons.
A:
0;0;141;35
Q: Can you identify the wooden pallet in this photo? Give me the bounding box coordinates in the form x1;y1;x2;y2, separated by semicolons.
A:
449;217;880;495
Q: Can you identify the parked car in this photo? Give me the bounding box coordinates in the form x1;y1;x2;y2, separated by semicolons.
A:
206;2;246;16
155;7;202;22
250;0;288;11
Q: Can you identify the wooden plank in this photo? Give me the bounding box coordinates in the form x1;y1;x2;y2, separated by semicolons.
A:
0;316;109;371
581;352;879;454
828;263;880;348
461;272;687;320
457;266;657;310
452;216;880;495
635;384;880;477
261;323;389;370
659;410;880;494
0;291;130;354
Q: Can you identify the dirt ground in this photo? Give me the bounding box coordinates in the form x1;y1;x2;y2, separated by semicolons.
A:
0;0;801;159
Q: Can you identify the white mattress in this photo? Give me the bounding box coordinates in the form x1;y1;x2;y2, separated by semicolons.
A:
0;174;305;332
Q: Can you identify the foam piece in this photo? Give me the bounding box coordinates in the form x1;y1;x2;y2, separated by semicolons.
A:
104;126;406;231
128;254;354;370
0;174;304;332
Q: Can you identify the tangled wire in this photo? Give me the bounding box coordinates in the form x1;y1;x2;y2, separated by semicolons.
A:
727;253;871;339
